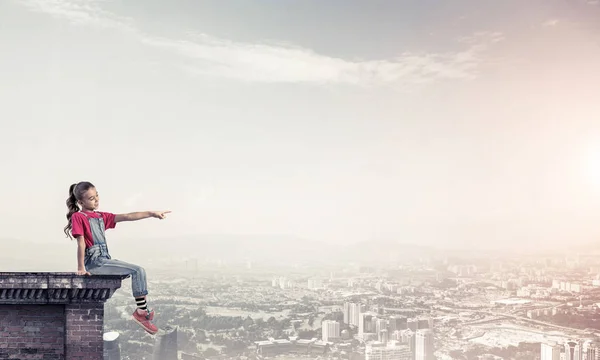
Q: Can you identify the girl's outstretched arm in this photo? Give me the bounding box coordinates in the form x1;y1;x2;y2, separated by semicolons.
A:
115;211;171;223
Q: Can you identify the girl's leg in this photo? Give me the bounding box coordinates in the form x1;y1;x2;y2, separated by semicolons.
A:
88;259;152;310
88;259;157;334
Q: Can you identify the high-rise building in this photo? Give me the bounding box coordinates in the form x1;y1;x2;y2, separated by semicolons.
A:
352;303;363;326
540;342;561;360
564;340;583;360
344;302;350;324
371;316;379;334
427;317;434;330
103;332;121;360
359;312;376;338
407;330;416;358
379;329;389;345
376;319;388;335
396;328;416;358
153;326;178;360
584;340;599;360
343;302;362;326
273;277;292;289
366;341;412;360
415;329;434;360
322;320;341;342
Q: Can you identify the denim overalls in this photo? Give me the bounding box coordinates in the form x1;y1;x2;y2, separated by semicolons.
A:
81;211;149;298
82;212;111;270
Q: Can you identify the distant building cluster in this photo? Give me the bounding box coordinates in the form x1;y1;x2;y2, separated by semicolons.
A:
344;302;435;360
96;250;600;359
448;265;478;277
552;279;583;293
541;339;599;360
271;276;294;289
307;278;324;290
254;337;329;357
366;340;412;360
270;276;325;290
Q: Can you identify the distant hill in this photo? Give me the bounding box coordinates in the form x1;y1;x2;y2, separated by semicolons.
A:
105;235;446;265
2;232;581;272
110;233;334;263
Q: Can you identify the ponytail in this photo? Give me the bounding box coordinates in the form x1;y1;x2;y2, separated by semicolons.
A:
64;181;95;240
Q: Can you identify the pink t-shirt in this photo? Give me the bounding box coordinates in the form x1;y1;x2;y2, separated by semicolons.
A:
71;211;116;248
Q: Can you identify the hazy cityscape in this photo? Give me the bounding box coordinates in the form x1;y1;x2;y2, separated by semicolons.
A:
3;0;600;359
91;240;600;359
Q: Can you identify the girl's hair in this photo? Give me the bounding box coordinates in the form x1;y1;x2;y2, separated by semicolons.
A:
64;181;95;240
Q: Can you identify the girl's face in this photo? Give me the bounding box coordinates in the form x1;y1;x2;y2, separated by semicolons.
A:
79;187;100;211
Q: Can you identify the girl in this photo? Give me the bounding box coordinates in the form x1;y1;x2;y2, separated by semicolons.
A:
63;181;170;335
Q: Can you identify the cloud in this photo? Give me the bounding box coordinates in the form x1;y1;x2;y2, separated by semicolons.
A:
142;34;500;85
18;0;502;86
20;0;136;33
542;19;560;27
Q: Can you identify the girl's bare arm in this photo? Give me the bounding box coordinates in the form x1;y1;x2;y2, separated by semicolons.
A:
76;236;90;275
115;211;171;223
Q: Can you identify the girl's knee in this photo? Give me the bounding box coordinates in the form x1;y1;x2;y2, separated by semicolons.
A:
134;266;146;277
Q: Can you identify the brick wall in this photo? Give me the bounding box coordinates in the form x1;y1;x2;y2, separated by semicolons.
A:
0;305;64;360
0;273;124;360
65;303;105;360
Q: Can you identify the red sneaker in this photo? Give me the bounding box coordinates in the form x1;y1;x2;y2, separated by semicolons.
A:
132;309;158;335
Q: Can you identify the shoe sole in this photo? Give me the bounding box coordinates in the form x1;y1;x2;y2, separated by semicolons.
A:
132;316;158;335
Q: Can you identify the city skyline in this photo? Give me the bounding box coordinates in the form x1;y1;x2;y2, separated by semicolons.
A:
4;242;600;359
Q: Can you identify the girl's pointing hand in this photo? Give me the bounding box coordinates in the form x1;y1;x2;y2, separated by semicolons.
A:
151;211;171;219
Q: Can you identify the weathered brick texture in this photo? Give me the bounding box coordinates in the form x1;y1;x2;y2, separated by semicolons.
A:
0;305;64;360
65;303;105;360
0;273;124;360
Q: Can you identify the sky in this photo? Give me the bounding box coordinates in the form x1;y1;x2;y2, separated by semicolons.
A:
1;0;600;253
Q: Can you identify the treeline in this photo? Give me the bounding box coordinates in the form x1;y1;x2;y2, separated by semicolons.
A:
184;314;292;332
450;342;541;360
322;311;344;323
193;315;246;330
539;313;600;330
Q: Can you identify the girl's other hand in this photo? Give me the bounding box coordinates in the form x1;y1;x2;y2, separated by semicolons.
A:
151;210;171;219
76;269;91;276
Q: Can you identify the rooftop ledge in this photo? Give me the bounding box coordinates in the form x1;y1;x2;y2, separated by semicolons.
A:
0;272;127;304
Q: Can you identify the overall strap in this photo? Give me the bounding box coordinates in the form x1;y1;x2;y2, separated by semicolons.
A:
81;211;111;259
80;211;103;221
